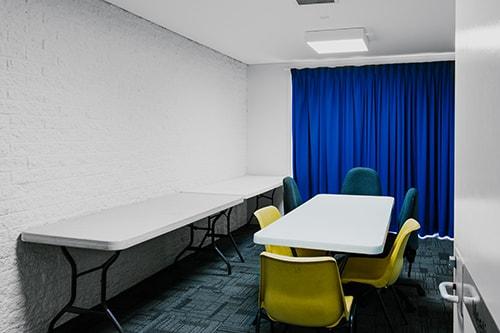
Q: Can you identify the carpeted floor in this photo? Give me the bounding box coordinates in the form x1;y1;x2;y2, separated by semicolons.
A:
58;225;453;333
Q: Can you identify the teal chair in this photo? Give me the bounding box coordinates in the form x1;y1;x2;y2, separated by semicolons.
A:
378;188;419;258
283;177;303;214
399;188;419;274
341;167;382;196
395;188;426;309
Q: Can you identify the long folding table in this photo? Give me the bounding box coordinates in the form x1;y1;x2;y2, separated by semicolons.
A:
180;175;284;262
183;174;284;224
21;192;243;333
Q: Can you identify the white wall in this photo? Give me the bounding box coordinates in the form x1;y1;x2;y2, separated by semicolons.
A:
455;0;500;325
247;64;292;176
0;0;247;332
246;53;455;179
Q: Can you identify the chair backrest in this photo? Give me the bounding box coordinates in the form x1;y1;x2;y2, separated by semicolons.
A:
383;218;421;286
259;252;349;328
398;188;418;228
398;188;419;253
283;177;304;214
254;206;293;256
341;167;382;196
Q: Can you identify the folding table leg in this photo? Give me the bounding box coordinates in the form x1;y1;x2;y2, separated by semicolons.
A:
224;207;244;262
48;247;122;333
210;214;232;275
247;188;277;225
174;207;245;274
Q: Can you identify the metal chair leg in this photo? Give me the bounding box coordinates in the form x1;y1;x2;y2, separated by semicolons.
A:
390;286;408;325
349;301;357;333
395;285;417;312
376;289;395;332
255;309;261;333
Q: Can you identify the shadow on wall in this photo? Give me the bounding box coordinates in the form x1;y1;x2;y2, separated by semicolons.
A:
14;203;249;332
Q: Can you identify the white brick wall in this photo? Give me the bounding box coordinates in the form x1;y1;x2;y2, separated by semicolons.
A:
0;0;248;331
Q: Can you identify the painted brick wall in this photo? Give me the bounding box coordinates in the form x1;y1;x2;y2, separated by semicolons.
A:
0;0;248;331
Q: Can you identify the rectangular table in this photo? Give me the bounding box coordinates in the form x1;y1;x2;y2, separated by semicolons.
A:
21;192;243;332
183;174;284;224
253;194;394;255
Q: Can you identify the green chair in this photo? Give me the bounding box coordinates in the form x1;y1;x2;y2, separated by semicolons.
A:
373;188;419;258
283;177;303;214
341;167;382;196
394;188;426;309
399;188;419;274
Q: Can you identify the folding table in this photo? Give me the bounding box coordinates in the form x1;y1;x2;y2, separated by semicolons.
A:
21;192;243;332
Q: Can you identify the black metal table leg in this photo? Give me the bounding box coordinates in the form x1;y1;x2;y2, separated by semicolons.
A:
210;211;232;275
174;207;244;275
224;207;244;262
48;247;77;333
247;188;278;225
48;247;123;333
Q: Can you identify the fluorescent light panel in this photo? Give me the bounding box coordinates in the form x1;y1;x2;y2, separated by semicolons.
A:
296;0;336;5
305;28;368;54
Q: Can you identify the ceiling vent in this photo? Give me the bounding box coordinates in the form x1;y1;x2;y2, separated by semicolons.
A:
296;0;336;5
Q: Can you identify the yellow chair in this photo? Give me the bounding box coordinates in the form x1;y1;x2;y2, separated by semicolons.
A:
253;206;293;256
257;252;355;332
253;206;327;257
341;218;421;332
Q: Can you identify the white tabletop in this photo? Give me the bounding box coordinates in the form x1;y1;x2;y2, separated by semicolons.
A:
21;192;243;251
182;175;284;199
253;194;394;255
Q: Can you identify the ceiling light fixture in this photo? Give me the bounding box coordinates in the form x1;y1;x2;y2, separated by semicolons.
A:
305;28;369;54
296;0;336;4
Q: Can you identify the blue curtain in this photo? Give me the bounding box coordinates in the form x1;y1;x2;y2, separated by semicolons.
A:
291;61;454;238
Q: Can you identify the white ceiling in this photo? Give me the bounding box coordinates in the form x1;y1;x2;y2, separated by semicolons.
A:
105;0;455;65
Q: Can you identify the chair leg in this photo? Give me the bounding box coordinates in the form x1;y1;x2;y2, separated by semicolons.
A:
376;289;395;332
349;301;357;333
390;286;408;325
255;310;261;333
394;286;417;312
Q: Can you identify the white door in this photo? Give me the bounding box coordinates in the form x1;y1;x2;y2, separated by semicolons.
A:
450;0;500;331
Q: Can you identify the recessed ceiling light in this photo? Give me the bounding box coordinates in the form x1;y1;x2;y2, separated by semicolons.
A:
305;28;369;54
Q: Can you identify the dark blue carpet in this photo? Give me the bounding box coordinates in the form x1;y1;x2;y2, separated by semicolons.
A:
57;225;453;333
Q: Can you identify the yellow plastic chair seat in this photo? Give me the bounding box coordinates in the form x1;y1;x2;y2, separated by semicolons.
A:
341;257;390;288
341;218;421;289
259;252;354;329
